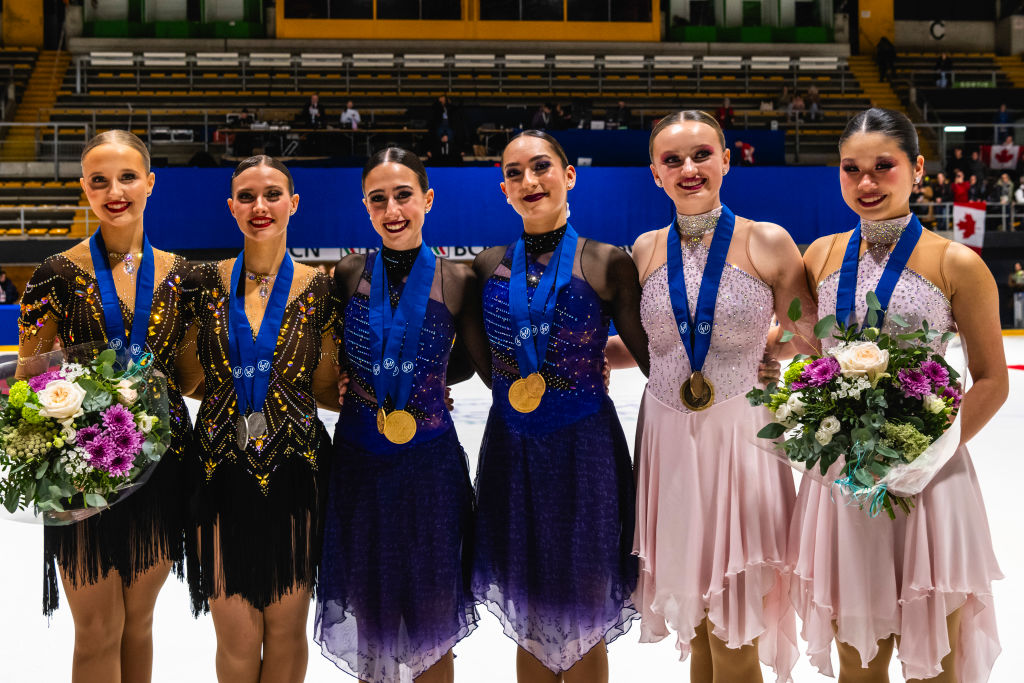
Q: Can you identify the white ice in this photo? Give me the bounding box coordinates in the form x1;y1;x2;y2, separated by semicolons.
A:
1;337;1021;682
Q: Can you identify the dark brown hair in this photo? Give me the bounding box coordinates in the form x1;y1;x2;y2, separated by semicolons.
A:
648;110;726;161
231;155;295;194
503;129;569;169
363;146;429;192
81;130;151;172
839;107;920;163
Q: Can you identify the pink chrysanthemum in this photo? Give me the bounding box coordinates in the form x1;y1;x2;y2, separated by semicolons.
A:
801;357;841;387
84;435;116;470
898;368;932;399
28;369;64;392
105;449;135;477
107;426;143;456
919;360;949;389
76;425;101;445
942;385;962;409
101;403;134;431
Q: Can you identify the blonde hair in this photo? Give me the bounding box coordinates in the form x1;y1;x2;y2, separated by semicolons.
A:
81;130;151;172
648;110;726;161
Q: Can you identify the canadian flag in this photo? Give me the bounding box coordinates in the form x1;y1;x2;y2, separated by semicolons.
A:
981;144;1021;170
952;201;986;253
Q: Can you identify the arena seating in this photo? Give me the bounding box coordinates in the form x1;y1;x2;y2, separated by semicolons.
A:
0;179;84;237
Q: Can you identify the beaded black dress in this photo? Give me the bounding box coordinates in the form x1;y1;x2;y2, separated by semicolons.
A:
183;259;339;614
18;243;194;614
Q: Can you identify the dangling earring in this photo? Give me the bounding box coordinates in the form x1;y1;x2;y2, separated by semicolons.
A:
566;202;571;219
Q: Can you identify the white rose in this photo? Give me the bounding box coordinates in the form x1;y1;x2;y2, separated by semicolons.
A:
923;393;946;414
815;428;833;445
831;341;889;384
35;380;87;420
60;418;77;444
787;392;807;415
820;415;841;434
116;379;139;405
136;413;157;434
774;404;792;423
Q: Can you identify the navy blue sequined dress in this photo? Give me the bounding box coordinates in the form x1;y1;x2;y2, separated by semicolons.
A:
315;253;478;683
472;242;638;673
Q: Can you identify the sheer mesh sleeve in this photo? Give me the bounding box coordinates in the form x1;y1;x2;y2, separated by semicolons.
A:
17;257;66;372
441;259;492;387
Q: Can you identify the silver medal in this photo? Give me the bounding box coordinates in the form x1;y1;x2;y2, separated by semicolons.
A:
246;411;267;441
236;414;249;450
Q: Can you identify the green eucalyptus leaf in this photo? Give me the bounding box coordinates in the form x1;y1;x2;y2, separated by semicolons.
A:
757;423;787;439
787;297;802;322
888;312;909;328
84;493;107;508
780;330;795;343
813;315;837;339
866;291;881;310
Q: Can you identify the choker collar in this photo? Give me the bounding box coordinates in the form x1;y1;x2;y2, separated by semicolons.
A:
381;246;420;293
861;214;913;245
523;225;567;254
675;206;722;239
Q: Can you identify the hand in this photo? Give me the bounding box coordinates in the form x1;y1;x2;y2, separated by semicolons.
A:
337;371;350;407
603;356;611;394
445;386;454;411
758;354;781;385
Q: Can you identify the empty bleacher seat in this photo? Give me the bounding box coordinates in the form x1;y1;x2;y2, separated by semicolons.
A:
195;52;239;67
89;52;135;67
453;54;495;69
504;54;546;69
143;52;187;67
352;53;395;68
554;55;595;69
249;53;291;68
702;56;743;70
799;56;840;70
403;54;446;69
653;55;694;70
750;56;791;70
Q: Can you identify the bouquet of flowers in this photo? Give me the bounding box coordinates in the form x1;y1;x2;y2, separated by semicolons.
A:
747;294;963;518
0;345;170;525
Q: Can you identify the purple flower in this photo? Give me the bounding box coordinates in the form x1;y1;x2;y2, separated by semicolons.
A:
106;449;135;477
790;380;808;390
898;368;932;399
28;369;64;392
84;435;116;470
76;425;101;445
801;357;841;387
107;426;143;456
919;361;949;389
101;403;134;431
942;385;962;409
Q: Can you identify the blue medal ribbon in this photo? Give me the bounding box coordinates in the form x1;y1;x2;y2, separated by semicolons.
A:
228;252;295;416
88;230;155;364
665;206;736;374
835;214;923;328
508;224;578;379
368;244;436;413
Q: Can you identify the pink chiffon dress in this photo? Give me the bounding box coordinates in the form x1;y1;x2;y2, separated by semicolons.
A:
790;243;1002;681
633;233;799;681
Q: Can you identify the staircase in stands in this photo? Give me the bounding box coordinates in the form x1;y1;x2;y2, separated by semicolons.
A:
2;51;71;162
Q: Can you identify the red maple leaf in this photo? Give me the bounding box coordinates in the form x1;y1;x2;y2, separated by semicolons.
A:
957;213;977;238
995;148;1015;164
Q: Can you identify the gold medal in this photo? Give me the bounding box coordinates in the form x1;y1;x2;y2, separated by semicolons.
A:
376;407;386;434
383;409;417;445
508;372;545;413
680;370;715;411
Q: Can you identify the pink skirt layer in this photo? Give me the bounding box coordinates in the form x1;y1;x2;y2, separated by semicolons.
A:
790;446;1002;681
633;391;799;682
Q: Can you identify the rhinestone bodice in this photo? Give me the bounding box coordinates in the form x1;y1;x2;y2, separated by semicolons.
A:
641;241;774;412
818;248;955;354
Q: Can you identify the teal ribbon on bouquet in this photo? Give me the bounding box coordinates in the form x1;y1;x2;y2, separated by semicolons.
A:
830;442;889;518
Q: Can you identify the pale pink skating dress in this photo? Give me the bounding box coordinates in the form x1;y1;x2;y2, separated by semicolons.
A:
633;235;799;682
790;245;1003;681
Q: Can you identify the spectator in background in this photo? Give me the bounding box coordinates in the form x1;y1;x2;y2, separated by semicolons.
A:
952;169;970;202
340;100;361;129
429;94;455;140
734;139;755;165
911;179;935;226
551;103;573;131
967;173;986;201
426;133;463;166
932;171;954;228
0;268;18;304
947;146;969;179
935;52;953;88
806;85;822;121
876;36;896;82
301;93;326;128
1015;176;1024;205
531;103;553;130
607;100;631;129
788;91;806;122
996;172;1014;204
715;97;735;129
969;149;987;182
1009;262;1024;326
775;85;792;115
994;103;1012;142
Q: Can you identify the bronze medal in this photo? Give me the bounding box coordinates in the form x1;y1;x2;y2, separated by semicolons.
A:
680;370;715;411
508;373;544;414
383;409;417;445
376;407;386;434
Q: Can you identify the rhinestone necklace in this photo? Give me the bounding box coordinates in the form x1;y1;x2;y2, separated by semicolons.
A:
247;271;276;300
861;213;913;246
108;251;143;276
675;206;722;243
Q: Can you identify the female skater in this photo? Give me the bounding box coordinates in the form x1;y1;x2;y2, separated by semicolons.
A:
471;130;650;683
610;110;812;682
184;155;340;682
315;147;487;683
17;130;197;682
790;108;1006;682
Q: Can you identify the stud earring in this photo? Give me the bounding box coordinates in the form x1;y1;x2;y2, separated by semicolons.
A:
506;197;512;204
655;180;663;188
566;202;571;219
722;168;727;175
914;176;922;184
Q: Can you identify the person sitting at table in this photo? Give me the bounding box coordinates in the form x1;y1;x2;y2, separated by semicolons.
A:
301;94;326;128
340;100;361;130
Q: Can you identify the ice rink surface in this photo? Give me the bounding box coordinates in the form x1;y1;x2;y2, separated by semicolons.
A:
1;337;1022;682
